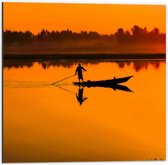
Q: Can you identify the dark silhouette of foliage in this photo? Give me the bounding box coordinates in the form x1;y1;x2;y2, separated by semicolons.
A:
4;30;34;45
115;25;165;44
3;25;165;45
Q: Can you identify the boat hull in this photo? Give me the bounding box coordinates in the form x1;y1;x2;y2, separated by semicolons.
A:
73;75;133;87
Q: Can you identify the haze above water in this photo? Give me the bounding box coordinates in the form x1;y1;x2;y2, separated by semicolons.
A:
3;59;165;162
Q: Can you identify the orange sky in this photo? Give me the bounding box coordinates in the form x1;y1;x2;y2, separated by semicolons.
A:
3;3;166;34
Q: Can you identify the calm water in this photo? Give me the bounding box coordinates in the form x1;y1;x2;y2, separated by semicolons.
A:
3;60;166;162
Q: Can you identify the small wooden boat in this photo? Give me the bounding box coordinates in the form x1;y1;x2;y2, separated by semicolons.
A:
73;75;133;87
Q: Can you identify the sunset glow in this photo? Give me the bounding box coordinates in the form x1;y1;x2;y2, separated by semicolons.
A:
3;3;166;34
3;2;166;162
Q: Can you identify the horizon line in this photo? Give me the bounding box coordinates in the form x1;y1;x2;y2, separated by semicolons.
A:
3;26;166;35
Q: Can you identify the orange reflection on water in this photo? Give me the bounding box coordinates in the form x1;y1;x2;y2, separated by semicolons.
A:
3;61;165;162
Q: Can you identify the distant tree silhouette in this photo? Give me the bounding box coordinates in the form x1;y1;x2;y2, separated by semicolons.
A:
115;28;128;43
4;30;33;45
131;25;145;40
3;25;165;45
113;25;165;44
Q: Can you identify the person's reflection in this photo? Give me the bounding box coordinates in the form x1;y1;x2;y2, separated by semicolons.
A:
76;86;88;105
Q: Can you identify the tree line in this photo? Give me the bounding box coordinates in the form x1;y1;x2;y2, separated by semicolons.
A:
3;25;165;45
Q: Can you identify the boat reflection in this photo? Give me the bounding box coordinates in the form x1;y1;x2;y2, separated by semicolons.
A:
74;84;132;105
57;81;133;106
109;84;132;92
65;84;132;106
75;83;133;92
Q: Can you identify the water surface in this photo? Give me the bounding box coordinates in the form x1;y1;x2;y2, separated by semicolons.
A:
3;60;166;162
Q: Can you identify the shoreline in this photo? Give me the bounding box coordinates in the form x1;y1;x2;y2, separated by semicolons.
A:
3;53;166;60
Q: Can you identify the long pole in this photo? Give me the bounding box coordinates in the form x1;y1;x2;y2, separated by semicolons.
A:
51;74;76;85
58;86;77;95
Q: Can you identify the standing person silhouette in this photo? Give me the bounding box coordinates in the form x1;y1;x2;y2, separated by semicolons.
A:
75;63;87;83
